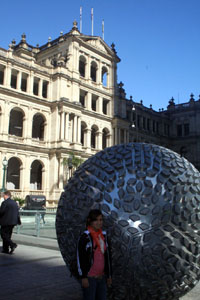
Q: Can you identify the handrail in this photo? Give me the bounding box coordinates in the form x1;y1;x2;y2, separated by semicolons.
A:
16;210;56;238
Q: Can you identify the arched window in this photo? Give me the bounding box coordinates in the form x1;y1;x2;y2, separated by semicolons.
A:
91;125;98;148
32;113;45;140
91;61;97;82
102;66;108;86
30;160;43;190
102;128;109;149
81;122;87;147
9;108;24;137
79;55;86;77
6;157;21;190
0;64;5;85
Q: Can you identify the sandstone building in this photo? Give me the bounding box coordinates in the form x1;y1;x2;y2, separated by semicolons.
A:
0;21;199;205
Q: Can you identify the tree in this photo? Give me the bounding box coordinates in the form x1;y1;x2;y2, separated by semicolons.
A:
63;152;84;177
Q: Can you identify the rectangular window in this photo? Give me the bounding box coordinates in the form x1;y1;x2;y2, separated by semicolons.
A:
91;66;96;82
120;129;124;143
80;95;85;107
167;124;169;136
33;77;39;95
92;98;96;111
11;73;17;89
79;61;85;77
143;117;146;130
0;66;4;85
21;73;28;92
147;119;150;131
164;124;167;135
152;120;155;132
42;81;48;98
184;123;189;136
103;99;109;115
156;122;159;134
177;124;182;137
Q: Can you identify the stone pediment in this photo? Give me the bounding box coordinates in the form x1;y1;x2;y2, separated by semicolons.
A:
86;39;106;52
82;37;112;55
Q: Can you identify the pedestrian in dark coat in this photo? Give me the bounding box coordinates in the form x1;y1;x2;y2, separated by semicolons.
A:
0;190;20;254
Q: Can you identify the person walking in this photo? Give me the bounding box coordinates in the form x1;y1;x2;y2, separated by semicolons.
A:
40;204;46;225
77;209;112;300
0;190;20;254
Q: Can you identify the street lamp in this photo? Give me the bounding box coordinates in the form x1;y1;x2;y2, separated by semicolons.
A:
1;157;8;193
68;155;73;178
131;106;138;142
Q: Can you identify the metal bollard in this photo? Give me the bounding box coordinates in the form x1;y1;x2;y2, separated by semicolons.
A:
35;212;41;237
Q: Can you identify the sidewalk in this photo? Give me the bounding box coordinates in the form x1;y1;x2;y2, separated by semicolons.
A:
0;241;82;300
0;233;200;300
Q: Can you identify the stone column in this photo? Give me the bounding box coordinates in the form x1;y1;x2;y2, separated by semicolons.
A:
108;133;112;147
41;165;46;191
98;131;103;150
114;127;118;145
22;155;31;194
58;157;64;190
119;128;121;144
77;116;81;143
96;66;99;84
87;55;91;81
65;112;69;140
124;130;127;143
86;128;91;148
127;131;130;143
4;64;11;87
26;109;33;140
17;71;22;90
73;115;77;143
98;97;103;114
87;92;92;111
107;71;110;88
99;61;102;85
27;71;34;94
39;78;43;97
85;58;88;78
60;112;65;140
22;116;28;138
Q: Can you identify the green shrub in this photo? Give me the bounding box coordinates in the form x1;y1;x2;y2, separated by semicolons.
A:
13;197;25;207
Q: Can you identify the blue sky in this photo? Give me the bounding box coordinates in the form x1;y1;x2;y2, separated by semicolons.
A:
1;0;200;111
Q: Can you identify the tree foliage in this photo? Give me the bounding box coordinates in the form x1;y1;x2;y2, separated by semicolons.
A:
63;152;84;170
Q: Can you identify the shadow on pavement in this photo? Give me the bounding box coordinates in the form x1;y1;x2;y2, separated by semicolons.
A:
0;244;82;300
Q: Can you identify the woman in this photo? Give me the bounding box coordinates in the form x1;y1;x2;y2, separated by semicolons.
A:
77;209;112;300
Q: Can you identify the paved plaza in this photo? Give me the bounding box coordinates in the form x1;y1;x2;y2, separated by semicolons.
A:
0;227;200;300
0;243;82;300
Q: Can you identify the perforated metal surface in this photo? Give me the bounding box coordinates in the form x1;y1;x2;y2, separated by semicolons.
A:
56;143;200;300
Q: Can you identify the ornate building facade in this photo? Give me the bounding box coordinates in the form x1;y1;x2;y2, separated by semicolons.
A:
0;21;199;205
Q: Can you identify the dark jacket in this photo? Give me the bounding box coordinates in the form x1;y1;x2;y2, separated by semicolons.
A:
77;230;112;279
0;198;20;226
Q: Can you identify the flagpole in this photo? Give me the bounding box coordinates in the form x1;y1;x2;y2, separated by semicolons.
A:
102;19;104;40
91;8;94;36
80;6;82;33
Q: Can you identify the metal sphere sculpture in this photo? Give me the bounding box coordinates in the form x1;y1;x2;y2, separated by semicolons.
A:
56;143;200;300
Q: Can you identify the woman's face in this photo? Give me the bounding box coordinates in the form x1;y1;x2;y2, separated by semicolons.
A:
90;214;103;231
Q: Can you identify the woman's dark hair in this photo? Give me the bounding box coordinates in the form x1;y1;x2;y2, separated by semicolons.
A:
86;209;103;227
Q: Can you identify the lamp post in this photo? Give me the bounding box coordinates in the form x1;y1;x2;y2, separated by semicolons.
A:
1;157;8;193
132;106;138;142
68;155;73;179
